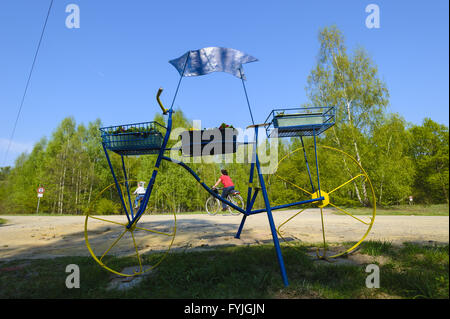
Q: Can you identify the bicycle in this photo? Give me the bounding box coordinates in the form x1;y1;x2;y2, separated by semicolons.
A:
205;187;244;216
85;47;376;286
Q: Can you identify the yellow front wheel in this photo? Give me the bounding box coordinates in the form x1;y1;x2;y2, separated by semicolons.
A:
84;180;176;277
270;144;376;258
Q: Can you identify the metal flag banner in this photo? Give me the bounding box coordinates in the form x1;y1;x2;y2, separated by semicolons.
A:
169;47;258;80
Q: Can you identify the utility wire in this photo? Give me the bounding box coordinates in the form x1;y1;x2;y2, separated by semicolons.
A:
3;0;54;167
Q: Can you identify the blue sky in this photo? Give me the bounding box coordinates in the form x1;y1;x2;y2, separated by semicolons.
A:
0;0;448;167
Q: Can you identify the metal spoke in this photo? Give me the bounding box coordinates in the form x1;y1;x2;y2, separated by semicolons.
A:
130;230;143;274
328;202;371;225
316;207;328;259
99;228;128;262
328;174;366;195
88;215;127;227
320;207;326;248
274;173;312;196
135;225;174;237
277;208;307;230
277;208;307;242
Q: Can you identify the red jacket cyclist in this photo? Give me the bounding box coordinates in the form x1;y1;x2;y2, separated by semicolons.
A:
212;169;235;211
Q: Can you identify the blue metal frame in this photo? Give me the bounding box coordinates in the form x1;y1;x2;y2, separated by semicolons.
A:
100;107;326;287
300;136;315;193
121;155;134;219
99;57;331;287
101;143;131;224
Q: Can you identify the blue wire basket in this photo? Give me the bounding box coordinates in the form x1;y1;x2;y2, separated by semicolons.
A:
100;121;166;156
265;107;335;138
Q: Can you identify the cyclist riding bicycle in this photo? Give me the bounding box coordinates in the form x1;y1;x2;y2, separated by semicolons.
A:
133;181;146;208
212;169;235;211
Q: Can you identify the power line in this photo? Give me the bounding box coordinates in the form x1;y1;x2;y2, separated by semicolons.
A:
2;0;54;167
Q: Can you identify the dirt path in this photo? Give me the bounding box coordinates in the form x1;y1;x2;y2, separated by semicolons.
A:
0;210;448;261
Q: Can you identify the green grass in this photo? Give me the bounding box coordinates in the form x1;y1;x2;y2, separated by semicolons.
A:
358;241;449;298
0;218;6;225
358;240;393;256
343;204;449;216
3;204;448;216
0;241;448;299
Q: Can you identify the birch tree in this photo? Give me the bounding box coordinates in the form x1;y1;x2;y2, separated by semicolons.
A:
306;26;389;206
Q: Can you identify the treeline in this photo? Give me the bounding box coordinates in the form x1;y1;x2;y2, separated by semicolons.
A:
0;111;447;215
0;26;448;214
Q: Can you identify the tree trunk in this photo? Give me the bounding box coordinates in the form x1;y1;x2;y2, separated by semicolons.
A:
59;165;66;214
72;167;76;213
379;135;392;204
56;162;63;214
59;142;70;214
345;100;369;205
332;53;369;206
353;139;369;205
331;127;364;205
88;180;93;205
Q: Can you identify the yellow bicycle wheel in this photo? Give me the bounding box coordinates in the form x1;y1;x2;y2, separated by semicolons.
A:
269;144;376;259
84;180;176;277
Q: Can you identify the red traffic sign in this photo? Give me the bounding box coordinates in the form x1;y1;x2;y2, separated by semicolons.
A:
37;187;45;194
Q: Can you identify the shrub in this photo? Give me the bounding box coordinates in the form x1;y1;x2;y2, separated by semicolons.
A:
96;198;120;215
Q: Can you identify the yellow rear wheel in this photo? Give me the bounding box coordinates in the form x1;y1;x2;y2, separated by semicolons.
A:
269;144;376;258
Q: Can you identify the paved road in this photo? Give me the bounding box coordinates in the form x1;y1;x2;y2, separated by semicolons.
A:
0;210;448;261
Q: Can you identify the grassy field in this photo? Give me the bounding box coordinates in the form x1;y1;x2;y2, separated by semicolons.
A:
343;204;449;216
0;240;448;299
1;204;448;217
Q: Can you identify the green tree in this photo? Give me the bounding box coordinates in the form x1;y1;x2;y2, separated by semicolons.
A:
368;114;415;205
0;166;11;213
3;138;47;213
408;118;449;204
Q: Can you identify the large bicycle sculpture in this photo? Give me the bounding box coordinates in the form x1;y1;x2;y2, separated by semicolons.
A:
84;47;376;286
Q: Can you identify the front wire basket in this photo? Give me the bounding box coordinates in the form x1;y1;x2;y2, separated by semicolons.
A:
100;121;166;156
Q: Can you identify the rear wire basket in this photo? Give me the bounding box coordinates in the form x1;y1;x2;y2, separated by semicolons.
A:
100;121;166;156
265;107;335;138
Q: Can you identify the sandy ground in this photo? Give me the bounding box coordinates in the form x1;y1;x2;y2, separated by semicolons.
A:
0;210;448;261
